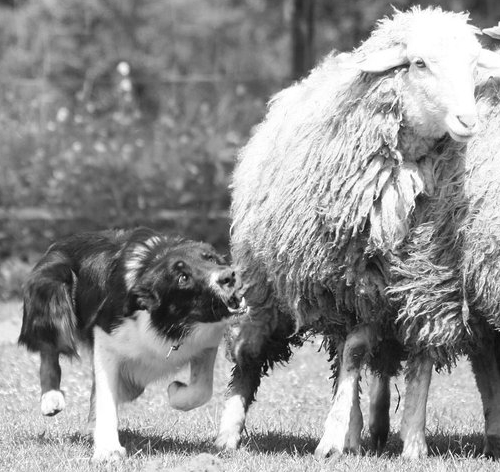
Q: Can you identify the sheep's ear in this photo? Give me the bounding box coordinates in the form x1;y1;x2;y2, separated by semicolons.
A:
477;48;500;78
355;46;408;73
129;285;160;313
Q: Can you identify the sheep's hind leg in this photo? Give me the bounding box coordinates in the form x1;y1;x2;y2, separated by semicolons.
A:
40;348;66;416
470;330;500;459
369;373;391;454
400;354;433;459
315;325;374;459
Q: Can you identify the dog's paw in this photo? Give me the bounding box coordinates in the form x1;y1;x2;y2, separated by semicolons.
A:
40;390;66;416
168;381;212;411
91;446;126;463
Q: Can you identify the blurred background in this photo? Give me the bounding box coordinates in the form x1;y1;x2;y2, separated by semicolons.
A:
0;0;498;299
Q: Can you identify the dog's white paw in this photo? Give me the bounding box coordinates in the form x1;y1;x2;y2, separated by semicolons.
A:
168;381;211;411
91;446;126;463
40;390;66;416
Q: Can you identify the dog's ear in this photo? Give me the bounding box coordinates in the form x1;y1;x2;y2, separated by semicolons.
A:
129;285;160;313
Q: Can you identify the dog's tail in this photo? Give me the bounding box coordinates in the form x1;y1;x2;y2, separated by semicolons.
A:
19;251;78;356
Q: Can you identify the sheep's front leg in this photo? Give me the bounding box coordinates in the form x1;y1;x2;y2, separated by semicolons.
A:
215;361;263;450
168;347;218;411
315;325;374;458
470;333;500;459
92;328;125;463
400;354;433;459
216;310;293;451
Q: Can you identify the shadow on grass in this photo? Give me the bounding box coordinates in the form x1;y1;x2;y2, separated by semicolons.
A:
66;430;213;457
426;431;484;458
32;428;486;460
239;430;318;456
239;430;486;459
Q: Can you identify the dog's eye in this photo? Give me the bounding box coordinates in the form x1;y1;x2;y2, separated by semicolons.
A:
178;273;190;286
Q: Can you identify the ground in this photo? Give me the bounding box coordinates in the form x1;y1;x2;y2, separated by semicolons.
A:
0;301;495;472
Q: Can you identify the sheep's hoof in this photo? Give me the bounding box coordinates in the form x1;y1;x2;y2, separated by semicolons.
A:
91;446;126;463
314;440;343;460
84;420;95;437
313;445;342;461
214;431;241;451
401;431;428;459
40;390;65;416
484;435;500;459
369;425;389;455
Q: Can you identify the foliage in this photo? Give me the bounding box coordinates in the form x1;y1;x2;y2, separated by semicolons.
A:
0;0;285;256
0;0;497;261
0;256;31;300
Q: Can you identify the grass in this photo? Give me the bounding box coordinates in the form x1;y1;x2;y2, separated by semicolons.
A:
0;301;496;472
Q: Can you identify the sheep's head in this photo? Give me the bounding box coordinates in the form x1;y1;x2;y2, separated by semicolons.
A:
349;7;500;142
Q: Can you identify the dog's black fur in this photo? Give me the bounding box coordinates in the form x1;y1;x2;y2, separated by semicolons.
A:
20;227;240;352
19;227;243;461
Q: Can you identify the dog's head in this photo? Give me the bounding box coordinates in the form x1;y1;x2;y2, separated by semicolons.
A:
121;229;246;339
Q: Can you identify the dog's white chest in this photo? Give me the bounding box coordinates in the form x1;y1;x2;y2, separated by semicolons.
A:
93;310;227;388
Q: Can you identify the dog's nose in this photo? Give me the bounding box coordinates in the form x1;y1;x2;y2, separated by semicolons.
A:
217;269;236;288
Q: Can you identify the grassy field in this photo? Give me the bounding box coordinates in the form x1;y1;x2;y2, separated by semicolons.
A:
0;301;496;472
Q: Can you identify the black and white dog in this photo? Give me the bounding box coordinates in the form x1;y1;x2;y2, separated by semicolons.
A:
19;227;245;462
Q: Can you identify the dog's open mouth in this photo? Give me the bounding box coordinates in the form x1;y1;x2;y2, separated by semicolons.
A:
225;294;247;316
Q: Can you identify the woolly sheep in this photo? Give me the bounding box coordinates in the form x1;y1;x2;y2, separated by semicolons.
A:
215;6;500;460
371;70;500;460
462;84;500;457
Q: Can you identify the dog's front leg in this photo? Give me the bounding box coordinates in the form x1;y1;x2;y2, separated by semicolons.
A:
168;347;218;411
91;327;126;462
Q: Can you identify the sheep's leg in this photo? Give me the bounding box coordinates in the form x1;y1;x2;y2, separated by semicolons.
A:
315;325;374;458
400;354;433;459
345;374;363;452
215;361;263;450
369;372;391;454
216;310;293;450
40;348;66;416
470;333;500;459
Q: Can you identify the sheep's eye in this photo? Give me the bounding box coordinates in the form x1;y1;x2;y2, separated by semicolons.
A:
178;273;190;286
414;58;426;69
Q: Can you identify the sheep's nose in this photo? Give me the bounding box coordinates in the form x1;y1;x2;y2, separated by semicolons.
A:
456;113;477;130
217;269;236;288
